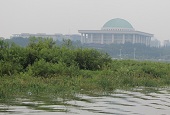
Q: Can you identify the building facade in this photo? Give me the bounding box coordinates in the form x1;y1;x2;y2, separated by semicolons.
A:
78;18;153;46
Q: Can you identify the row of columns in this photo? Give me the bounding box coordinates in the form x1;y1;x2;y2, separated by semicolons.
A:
81;33;151;46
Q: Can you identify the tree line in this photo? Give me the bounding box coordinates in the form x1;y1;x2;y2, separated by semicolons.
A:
0;37;111;77
7;37;170;61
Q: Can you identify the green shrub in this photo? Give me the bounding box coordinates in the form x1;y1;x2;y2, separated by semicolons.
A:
75;48;111;70
27;59;79;77
0;61;22;76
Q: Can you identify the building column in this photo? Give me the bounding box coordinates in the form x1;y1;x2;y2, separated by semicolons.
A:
122;34;125;44
112;34;114;43
91;34;93;43
148;37;151;46
101;34;104;44
141;36;143;44
81;33;84;44
84;34;87;43
84;34;86;43
139;36;142;44
85;34;88;43
143;36;145;44
144;37;147;45
145;37;148;46
148;37;150;46
142;36;144;44
147;37;150;46
136;35;138;43
138;35;140;43
132;34;135;44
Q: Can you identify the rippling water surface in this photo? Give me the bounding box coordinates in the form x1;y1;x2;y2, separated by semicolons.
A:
0;87;170;115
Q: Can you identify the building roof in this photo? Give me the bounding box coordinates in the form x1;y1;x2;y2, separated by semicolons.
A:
78;30;153;37
102;18;134;29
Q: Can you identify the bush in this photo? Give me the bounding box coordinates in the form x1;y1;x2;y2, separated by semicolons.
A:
27;59;79;77
0;61;22;76
0;37;113;77
74;48;111;70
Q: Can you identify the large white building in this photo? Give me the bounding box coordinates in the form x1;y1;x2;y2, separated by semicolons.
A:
78;18;153;46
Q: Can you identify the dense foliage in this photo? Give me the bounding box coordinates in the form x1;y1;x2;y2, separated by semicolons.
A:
7;37;170;61
0;37;111;77
1;37;170;100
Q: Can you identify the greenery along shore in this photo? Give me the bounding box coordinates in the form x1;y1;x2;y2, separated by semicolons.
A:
0;37;170;99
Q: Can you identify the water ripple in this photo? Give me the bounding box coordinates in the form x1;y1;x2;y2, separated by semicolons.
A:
0;87;170;115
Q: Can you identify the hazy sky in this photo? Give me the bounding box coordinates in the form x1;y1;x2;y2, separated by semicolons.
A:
0;0;170;41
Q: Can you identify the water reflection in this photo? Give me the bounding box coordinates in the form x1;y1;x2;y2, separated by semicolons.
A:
0;87;170;115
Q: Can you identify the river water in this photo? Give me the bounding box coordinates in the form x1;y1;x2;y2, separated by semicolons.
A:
0;87;170;115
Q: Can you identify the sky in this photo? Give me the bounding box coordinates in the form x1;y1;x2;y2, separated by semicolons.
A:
0;0;170;42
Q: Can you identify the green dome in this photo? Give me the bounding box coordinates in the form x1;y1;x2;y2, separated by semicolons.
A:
102;18;134;29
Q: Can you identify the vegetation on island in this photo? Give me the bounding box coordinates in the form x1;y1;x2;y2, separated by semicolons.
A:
0;37;170;100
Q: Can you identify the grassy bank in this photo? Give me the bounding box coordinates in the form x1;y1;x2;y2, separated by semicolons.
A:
1;60;170;100
0;38;170;100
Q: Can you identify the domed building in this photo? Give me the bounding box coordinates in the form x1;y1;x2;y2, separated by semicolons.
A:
78;18;153;45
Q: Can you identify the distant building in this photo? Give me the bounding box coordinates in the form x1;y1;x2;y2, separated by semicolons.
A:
63;34;81;41
78;18;153;46
150;38;161;48
12;33;59;40
11;33;81;41
164;40;170;47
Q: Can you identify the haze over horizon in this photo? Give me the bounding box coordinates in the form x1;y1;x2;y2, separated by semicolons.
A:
1;0;170;42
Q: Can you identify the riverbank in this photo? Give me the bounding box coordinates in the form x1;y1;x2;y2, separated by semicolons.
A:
1;60;170;100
